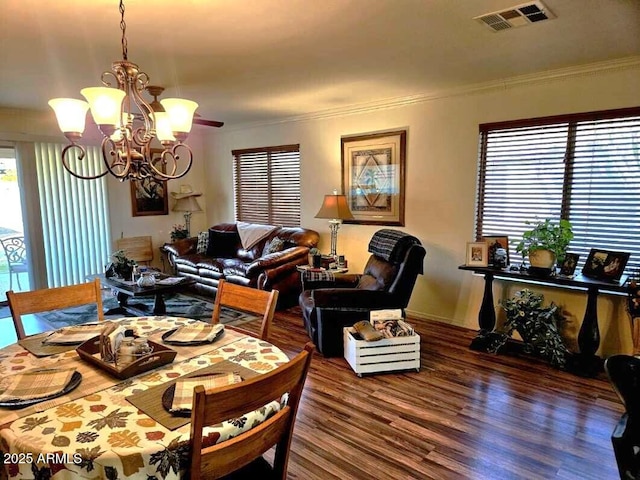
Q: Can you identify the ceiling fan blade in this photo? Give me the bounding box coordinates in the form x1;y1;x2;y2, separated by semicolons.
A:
193;118;225;128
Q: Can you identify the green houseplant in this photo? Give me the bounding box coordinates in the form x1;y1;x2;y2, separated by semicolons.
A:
489;289;570;369
106;249;137;279
515;218;574;269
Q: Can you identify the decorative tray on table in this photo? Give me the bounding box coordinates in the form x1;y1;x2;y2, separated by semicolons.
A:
76;337;177;380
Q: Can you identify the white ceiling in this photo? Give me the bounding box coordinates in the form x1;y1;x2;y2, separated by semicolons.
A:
1;0;639;127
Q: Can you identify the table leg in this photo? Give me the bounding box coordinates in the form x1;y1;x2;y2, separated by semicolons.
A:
470;272;499;351
153;294;167;315
569;286;603;377
104;292;132;316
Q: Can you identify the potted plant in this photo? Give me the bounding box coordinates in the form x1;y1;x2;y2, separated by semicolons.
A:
515;218;573;271
170;224;189;242
106;249;137;280
489;289;570;369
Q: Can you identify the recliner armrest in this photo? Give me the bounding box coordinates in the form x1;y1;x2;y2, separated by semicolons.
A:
246;246;309;277
311;288;398;309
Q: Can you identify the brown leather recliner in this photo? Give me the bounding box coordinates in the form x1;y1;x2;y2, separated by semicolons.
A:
299;229;426;357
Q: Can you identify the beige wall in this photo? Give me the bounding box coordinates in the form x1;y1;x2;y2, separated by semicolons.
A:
205;63;640;357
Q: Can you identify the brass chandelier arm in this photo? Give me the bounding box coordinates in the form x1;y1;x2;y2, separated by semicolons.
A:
61;143;109;180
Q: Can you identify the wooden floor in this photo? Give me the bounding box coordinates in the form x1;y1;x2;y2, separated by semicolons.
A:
248;308;624;480
0;305;624;479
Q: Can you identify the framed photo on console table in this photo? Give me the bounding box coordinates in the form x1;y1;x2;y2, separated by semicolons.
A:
466;242;489;267
341;129;406;226
582;248;629;282
482;235;510;267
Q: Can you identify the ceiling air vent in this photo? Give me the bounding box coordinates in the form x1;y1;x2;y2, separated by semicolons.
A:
474;1;555;32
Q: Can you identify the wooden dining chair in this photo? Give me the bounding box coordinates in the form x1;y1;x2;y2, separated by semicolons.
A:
189;342;314;480
211;280;279;341
7;278;104;340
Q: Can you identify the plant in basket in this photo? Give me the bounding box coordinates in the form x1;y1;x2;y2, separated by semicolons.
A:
170;224;189;242
106;249;137;279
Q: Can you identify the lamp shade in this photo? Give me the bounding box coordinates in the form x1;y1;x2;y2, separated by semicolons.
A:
172;195;202;213
315;193;354;220
48;98;90;134
81;87;126;127
160;98;198;135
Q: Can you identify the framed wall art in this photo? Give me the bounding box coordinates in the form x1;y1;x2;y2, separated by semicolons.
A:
581;248;630;282
341;129;406;226
130;149;169;217
466;242;489;267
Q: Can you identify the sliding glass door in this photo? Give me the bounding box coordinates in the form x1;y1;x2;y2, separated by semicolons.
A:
0;147;31;303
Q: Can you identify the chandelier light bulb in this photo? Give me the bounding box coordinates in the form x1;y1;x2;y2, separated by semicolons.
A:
48;98;90;136
155;111;176;143
81;87;125;132
160;98;198;139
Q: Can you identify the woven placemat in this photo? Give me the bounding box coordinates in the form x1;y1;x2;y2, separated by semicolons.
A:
19;334;77;357
125;360;258;430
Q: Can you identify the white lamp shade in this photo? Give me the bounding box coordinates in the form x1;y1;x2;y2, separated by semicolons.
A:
81;87;125;126
155;111;176;142
160;98;198;134
48;98;89;134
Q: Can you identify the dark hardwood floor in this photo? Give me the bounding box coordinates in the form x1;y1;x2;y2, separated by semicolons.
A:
0;304;624;478
251;308;624;480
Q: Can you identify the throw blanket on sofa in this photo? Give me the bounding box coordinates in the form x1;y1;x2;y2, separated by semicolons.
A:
368;229;421;264
237;222;278;249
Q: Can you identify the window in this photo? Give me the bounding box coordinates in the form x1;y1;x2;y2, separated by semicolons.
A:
476;107;640;275
232;144;301;226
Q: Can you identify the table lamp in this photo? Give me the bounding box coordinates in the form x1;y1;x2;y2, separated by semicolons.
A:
315;190;354;257
171;185;202;236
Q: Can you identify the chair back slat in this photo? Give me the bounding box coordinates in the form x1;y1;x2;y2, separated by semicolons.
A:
7;278;104;339
189;342;314;480
211;279;278;341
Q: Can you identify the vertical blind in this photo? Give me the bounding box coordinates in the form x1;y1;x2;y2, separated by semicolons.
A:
232;144;301;226
35;142;112;287
476;107;640;275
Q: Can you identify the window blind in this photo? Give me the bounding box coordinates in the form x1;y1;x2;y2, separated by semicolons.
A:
35;142;112;287
476;107;640;275
232;144;301;226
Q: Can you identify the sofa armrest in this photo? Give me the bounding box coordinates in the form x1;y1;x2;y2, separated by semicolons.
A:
162;237;198;258
245;246;309;277
311;288;399;309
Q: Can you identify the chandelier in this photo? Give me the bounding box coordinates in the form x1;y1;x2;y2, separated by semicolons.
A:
48;0;198;182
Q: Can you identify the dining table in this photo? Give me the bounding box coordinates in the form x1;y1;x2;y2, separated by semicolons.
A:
0;316;290;479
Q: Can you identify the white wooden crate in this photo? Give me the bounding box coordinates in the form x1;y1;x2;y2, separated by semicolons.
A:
343;327;420;376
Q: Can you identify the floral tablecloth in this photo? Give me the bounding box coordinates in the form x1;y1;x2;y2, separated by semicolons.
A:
0;317;289;479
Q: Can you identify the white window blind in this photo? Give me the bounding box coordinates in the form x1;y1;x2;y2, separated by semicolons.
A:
232;144;301;226
35;142;112;287
476;107;640;275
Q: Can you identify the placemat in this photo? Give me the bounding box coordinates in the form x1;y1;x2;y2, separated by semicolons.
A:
125;360;259;430
19;334;77;357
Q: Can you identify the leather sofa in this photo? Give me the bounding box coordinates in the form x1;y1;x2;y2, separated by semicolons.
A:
299;229;426;356
162;222;319;307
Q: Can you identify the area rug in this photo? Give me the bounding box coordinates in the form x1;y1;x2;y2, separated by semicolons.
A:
37;293;258;329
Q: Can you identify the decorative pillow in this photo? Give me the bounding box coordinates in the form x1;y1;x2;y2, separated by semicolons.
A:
196;231;209;254
206;230;239;258
262;237;285;256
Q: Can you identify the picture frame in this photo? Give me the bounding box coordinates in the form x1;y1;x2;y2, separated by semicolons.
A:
581;248;630;282
341;129;406;226
482;235;510;267
466;242;489;267
559;253;580;277
130;149;169;217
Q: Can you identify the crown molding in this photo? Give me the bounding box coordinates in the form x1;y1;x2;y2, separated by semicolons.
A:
227;55;640;130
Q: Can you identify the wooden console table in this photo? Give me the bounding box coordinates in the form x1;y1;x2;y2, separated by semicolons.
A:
459;265;628;377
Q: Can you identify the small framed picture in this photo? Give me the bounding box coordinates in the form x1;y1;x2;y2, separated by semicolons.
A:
466;242;489;267
582;249;630;282
559;253;580;277
482;235;510;267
